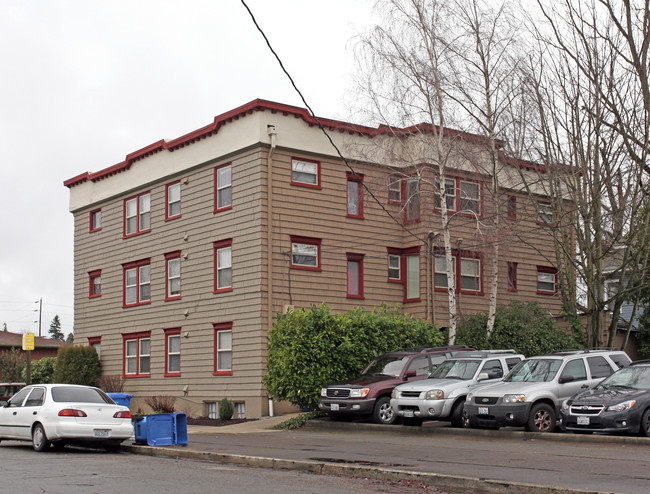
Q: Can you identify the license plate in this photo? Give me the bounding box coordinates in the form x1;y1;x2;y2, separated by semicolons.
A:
478;407;489;415
94;429;110;438
330;404;339;411
403;409;414;418
577;416;590;425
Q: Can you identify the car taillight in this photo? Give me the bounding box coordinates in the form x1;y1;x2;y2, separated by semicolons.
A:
58;409;87;417
113;411;132;419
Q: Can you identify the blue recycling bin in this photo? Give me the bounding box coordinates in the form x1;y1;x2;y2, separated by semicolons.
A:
134;413;187;446
107;393;134;408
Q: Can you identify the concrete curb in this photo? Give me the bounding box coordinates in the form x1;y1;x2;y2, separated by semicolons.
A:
122;443;598;494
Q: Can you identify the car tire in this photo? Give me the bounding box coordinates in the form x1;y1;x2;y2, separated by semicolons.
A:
461;410;473;428
526;403;556;433
32;423;51;452
450;399;465;428
372;397;396;425
640;408;650;437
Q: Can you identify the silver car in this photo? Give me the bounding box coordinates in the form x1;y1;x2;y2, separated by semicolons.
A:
391;350;524;426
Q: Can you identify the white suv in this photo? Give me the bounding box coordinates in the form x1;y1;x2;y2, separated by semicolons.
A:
464;349;631;432
390;350;524;426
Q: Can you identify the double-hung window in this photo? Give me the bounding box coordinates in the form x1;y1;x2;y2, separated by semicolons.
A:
386;247;420;302
537;266;557;294
507;196;517;220
290;235;321;271
387;253;401;281
388;175;402;204
165;251;181;300
123;259;151;307
165;328;181;376
90;209;102;232
508;262;518;292
436;178;482;216
214;163;232;213
434;249;482;295
213;322;233;375
346;253;364;299
537;202;554;225
88;336;101;359
435;178;456;211
291;158;321;188
459;180;480;215
166;182;181;220
124;192;151;237
346;172;364;218
434;254;456;289
123;331;151;377
405;177;420;223
89;270;101;298
214;239;233;292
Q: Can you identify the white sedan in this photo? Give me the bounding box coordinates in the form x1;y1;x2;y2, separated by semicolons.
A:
0;384;134;452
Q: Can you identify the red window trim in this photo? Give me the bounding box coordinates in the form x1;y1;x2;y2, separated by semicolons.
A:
346;172;364;219
122;258;151;308
213;238;233;293
165;181;181;221
434;177;484;218
289;235;322;271
123;191;151;238
214;162;233;214
346;253;365;299
213;322;233;376
164;327;181;377
433;248;484;296
164;251;182;301
508;261;518;292
507;196;517;221
88;269;102;299
403;176;421;225
290;157;322;189
88;336;101;345
537;265;558;295
402;246;422;303
122;330;151;378
387;174;403;205
386;247;403;283
89;209;102;233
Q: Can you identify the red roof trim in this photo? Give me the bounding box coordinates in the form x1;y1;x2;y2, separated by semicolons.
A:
64;99;529;188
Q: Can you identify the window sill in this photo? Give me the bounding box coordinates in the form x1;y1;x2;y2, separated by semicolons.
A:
214;205;233;214
165;215;181;222
165;296;182;302
164;372;181;378
123;374;150;379
213;370;233;376
214;287;233;294
123;301;152;308
123;229;151;239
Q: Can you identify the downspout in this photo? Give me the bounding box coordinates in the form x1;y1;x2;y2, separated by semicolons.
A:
266;124;277;417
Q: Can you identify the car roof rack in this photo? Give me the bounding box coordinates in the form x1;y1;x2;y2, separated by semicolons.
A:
549;348;620;355
629;359;650;366
389;345;474;353
451;349;519;358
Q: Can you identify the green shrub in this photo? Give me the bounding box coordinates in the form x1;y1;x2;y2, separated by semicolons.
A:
25;357;56;384
263;303;443;410
219;397;234;420
455;301;581;357
53;345;101;386
0;348;25;382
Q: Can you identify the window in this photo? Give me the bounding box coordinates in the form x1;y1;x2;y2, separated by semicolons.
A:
388;175;402;204
346;172;364;218
165;328;181;376
90;209;102;232
346;253;364;299
482;360;505;380
124;192;151;237
213;322;233;375
290;235;321;271
214;163;232;213
459;180;480;215
213;239;233;292
435;178;457;211
235;403;246;419
560;359;587;382
387;253;401;281
435;177;482;216
88;336;101;359
405;177;420;223
123;331;151;377
123;259;151;307
166;182;181;220
506;357;522;370
24;387;45;407
537;202;554;225
587;356;614;379
537;266;557;294
291;157;321;188
507;262;518;292
387;246;420;301
434;249;483;294
206;402;217;419
165;251;181;300
507;196;517;220
89;270;101;298
405;253;420;302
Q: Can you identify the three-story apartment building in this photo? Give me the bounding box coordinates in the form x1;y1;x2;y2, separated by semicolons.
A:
65;99;566;418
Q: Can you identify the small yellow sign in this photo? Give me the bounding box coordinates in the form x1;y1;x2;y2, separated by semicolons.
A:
22;332;35;351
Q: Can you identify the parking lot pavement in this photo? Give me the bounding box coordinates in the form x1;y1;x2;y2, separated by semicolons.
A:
123;417;650;494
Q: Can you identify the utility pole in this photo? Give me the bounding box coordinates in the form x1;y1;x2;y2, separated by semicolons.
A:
35;298;42;337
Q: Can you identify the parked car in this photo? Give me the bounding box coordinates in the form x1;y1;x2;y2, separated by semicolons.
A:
0;382;25;402
464;349;631;432
559;360;650;436
390;350;524;426
0;384;133;452
318;345;474;425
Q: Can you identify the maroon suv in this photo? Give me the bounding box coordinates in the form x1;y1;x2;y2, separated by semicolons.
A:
318;346;474;425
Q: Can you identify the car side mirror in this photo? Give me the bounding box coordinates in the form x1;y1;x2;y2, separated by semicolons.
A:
559;375;574;384
477;372;490;382
404;370;417;379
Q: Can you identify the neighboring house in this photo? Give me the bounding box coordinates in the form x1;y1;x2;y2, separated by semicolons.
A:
64;99;566;418
0;331;68;361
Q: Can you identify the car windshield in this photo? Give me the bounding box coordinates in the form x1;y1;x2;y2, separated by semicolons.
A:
52;386;113;404
504;359;562;382
430;360;481;380
597;366;650;390
362;355;410;377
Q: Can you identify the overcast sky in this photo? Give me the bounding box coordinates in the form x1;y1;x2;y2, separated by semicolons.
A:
0;0;374;338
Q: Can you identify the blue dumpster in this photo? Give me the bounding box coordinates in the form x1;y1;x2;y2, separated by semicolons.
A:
107;393;134;408
134;413;187;446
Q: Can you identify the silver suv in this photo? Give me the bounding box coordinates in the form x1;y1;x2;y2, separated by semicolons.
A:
390;350;524;426
464;349;631;432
